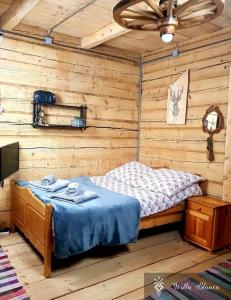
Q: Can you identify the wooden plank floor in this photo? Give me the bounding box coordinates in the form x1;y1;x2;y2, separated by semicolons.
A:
0;227;230;300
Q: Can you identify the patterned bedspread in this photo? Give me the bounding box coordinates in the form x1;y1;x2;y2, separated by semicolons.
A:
90;175;202;217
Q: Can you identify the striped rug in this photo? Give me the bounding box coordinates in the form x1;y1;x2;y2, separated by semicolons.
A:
0;246;29;300
145;259;231;299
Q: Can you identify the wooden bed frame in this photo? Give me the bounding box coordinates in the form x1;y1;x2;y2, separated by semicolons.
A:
10;180;185;278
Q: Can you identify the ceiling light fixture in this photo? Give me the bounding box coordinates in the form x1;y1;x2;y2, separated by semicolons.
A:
158;15;178;43
113;0;224;44
161;33;173;43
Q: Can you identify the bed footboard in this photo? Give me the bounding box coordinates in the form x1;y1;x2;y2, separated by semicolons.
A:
11;180;53;278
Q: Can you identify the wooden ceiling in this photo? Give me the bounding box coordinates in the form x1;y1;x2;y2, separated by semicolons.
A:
0;0;230;57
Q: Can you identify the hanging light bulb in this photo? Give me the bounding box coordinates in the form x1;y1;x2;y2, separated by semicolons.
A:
159;17;177;44
161;33;173;43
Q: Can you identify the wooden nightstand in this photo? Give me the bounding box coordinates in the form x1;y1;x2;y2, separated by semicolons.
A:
184;196;231;251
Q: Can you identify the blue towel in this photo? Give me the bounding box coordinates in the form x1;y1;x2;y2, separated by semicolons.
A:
65;182;81;196
49;189;98;204
28;179;70;192
41;175;57;186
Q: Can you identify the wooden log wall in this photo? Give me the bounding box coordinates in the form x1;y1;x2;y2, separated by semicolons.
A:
140;39;231;199
223;66;231;201
0;37;138;226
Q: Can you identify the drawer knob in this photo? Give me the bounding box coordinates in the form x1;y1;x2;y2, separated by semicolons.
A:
198;208;202;212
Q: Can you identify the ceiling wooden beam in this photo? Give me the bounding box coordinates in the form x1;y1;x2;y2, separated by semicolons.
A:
81;22;131;49
0;0;41;30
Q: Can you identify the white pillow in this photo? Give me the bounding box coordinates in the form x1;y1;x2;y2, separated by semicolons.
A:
106;163;203;198
144;168;203;197
105;161;153;185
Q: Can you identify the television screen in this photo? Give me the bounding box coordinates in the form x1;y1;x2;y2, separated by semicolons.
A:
0;142;19;183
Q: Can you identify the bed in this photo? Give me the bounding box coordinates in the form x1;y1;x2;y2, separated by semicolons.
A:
10;162;203;278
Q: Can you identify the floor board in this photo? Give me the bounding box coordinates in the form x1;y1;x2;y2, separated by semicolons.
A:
0;228;230;300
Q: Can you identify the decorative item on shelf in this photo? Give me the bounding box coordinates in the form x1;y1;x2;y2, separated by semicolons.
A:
167;70;189;125
113;0;224;43
33;90;56;105
38;109;48;126
202;105;224;162
71;116;86;128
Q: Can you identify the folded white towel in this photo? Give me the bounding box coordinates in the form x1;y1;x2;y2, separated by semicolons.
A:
41;175;57;186
66;182;81;196
29;179;70;192
49;190;98;204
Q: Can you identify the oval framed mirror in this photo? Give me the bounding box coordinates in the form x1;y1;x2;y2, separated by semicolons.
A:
202;105;224;162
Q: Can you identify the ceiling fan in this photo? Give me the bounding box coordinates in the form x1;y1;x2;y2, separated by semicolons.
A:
113;0;224;43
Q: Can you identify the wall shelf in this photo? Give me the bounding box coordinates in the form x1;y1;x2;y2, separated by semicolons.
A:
33;124;87;130
32;103;87;130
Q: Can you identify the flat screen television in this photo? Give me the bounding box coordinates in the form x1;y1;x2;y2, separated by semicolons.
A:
0;142;19;187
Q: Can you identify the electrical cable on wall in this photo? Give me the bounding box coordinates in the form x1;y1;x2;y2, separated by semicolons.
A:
45;0;98;45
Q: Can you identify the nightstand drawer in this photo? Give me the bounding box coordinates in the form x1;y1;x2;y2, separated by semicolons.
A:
185;209;213;249
187;201;213;216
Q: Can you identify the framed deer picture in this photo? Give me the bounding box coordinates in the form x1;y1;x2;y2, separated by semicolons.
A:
167;70;189;124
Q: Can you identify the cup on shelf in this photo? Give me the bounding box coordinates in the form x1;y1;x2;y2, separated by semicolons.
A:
71;117;85;128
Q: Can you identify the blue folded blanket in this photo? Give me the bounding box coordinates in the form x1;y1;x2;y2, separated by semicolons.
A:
41;175;57;186
49;189;98;204
29;179;70;192
18;176;140;259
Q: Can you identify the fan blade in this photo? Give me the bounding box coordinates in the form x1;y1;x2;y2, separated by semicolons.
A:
178;19;202;28
144;0;164;18
178;2;216;18
142;22;158;28
181;7;216;19
141;23;159;30
180;16;205;23
126;19;155;26
175;0;202;17
125;8;158;20
192;0;213;9
177;0;212;17
167;0;175;17
121;14;155;21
